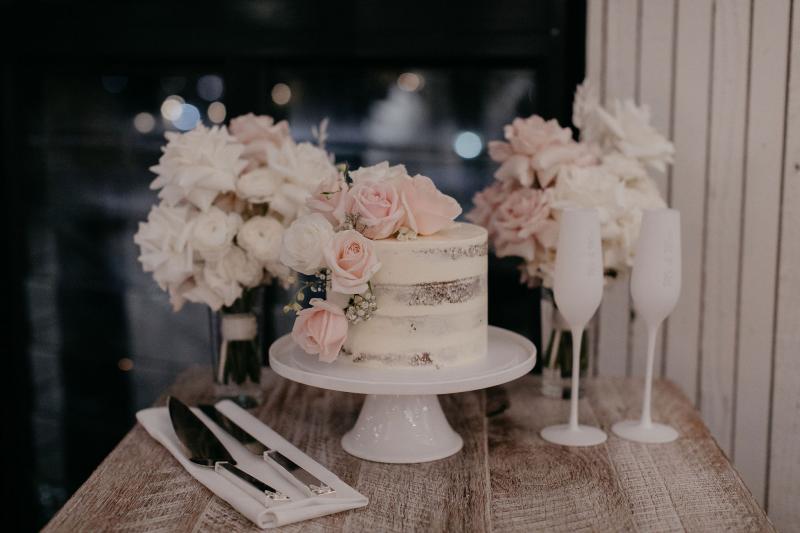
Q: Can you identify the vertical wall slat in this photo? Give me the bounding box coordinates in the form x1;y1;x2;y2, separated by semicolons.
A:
664;0;714;404
597;0;638;377
700;0;751;455
586;0;605;91
768;0;800;527
630;0;676;379
733;0;791;507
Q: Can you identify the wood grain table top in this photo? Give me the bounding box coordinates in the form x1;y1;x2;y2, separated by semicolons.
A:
44;368;773;532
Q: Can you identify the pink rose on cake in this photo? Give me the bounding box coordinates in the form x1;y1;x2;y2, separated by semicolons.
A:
229;113;290;171
323;229;381;294
307;173;350;226
398;175;462;235
291;298;348;362
490;187;557;262
346;179;405;239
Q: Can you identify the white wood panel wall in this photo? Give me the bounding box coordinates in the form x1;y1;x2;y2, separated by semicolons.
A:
586;0;799;528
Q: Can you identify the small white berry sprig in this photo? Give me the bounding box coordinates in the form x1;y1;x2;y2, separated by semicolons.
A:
345;283;378;323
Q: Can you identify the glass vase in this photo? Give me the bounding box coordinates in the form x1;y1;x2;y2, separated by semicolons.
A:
209;287;264;407
541;308;590;399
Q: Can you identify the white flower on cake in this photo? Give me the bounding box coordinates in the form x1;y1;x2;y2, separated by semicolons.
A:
349;161;409;184
280;213;335;275
149;125;248;211
280;160;464;363
134;202;195;289
237;215;284;264
189;206;242;262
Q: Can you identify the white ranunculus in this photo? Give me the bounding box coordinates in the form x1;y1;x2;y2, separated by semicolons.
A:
280;213;335;275
202;259;244;308
134;202;196;289
236;167;281;204
349;161;409;184
216;246;264;288
237;215;284;264
189;206;242;261
150;124;248;211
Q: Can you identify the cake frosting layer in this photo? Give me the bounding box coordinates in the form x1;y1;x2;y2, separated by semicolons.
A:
342;223;488;368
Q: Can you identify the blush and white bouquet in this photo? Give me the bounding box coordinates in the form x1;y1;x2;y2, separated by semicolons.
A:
134;114;336;312
281;162;461;362
134;114;336;391
467;82;673;287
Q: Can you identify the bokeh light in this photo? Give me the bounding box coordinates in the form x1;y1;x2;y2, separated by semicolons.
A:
271;83;292;105
117;358;134;371
160;95;184;121
397;72;424;92
453;131;483;159
197;75;224;101
133;112;156;133
208;101;226;124
173;103;201;131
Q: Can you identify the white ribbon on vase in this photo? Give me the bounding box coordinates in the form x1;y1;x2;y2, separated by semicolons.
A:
218;313;258;383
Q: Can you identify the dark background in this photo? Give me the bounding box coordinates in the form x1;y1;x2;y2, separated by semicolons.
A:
3;1;585;529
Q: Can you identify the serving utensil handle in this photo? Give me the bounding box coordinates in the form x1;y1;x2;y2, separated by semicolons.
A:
215;462;290;506
263;450;336;496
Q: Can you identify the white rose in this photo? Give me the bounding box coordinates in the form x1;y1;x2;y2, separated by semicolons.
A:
266;139;338;190
169;269;224;311
236;167;281;203
190;207;242;261
149;125;248;211
597;100;675;172
280;213;335;275
237;215;284;264
203;258;244;308
134;202;196;289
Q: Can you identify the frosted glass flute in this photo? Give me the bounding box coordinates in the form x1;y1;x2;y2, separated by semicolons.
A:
540;208;607;446
612;209;681;443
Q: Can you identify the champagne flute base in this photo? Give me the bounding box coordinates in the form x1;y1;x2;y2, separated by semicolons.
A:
612;420;678;443
540;424;607;446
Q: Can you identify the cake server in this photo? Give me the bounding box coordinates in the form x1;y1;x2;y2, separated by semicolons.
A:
167;397;290;505
199;404;335;497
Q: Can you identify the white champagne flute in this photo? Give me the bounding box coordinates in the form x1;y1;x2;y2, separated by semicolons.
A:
540;208;607;446
612;208;681;443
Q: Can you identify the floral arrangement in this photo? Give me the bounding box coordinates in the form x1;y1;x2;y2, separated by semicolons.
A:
466;83;673;287
280;162;461;362
134;114;337;311
133;114;336;389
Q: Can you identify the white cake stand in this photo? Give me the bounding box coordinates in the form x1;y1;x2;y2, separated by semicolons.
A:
268;326;536;464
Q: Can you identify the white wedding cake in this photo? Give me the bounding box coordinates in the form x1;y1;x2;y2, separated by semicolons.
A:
343;223;488;368
281;161;488;370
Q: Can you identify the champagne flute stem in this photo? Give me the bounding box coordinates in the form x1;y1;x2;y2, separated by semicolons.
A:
640;324;659;428
569;327;582;431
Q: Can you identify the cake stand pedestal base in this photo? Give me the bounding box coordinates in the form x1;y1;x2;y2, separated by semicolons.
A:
269;326;536;464
612;420;679;443
341;394;463;463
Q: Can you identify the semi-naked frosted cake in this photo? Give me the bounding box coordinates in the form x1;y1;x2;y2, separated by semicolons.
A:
342;223;488;368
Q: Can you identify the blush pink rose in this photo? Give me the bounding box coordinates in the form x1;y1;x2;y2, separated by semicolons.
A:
398;175;461;235
466;181;513;230
488;141;513;163
307;174;349;226
291;298;348;362
490;188;558;262
346;180;405;239
504;116;572;156
323;230;381;294
229;114;291;171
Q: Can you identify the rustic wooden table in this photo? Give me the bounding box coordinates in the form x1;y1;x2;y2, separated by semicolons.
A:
44;368;773;532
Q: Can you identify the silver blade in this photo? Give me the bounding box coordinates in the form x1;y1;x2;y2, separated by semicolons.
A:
199;404;334;496
168;397;235;465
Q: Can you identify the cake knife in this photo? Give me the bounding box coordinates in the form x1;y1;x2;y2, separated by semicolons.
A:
198;404;335;497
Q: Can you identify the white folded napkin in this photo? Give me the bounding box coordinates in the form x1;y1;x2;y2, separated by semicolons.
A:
136;399;368;529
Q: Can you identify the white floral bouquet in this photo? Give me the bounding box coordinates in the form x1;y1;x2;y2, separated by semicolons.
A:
280;162;461;362
466;82;673;287
133;114;336;388
134;114;337;312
